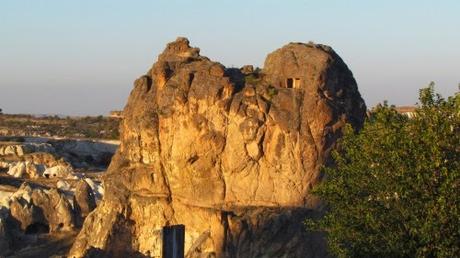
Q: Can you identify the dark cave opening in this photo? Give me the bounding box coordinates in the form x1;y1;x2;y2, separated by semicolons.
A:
25;222;50;235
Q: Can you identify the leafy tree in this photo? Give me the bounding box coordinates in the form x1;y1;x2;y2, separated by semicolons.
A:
306;85;460;257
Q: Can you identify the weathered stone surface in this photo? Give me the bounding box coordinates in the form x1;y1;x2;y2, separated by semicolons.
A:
0;143;54;157
6;161;41;178
83;178;104;201
0;141;77;179
73;180;96;225
48;139;117;169
70;38;366;257
240;65;254;74
20;152;69;168
9;183;75;233
3;152;72;179
43;164;74;179
0;138;118;172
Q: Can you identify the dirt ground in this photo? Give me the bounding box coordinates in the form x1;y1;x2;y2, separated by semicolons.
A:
7;231;78;258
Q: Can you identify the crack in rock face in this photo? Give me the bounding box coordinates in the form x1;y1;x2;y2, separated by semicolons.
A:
69;37;366;258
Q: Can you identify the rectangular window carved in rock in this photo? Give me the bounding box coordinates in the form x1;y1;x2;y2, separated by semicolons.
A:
287;78;293;88
294;78;300;88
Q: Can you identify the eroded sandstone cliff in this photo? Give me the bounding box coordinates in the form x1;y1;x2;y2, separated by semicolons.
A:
69;38;366;258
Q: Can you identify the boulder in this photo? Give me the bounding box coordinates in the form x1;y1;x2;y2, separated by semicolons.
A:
6;162;26;178
73;180;96;225
20;152;69;168
31;187;75;232
0;161;10;169
69;38;366;257
83;178;104;201
8;183;75;233
0;144;26;156
56;180;72;191
240;65;254;74
7;161;42;178
9;184;47;232
43;165;74;179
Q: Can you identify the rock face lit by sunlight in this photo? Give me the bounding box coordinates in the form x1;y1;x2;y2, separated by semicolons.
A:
69;38;366;258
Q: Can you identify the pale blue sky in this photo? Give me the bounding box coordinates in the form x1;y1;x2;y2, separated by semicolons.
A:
1;0;459;115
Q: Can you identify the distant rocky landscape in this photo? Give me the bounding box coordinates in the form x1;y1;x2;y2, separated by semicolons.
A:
0;114;120;140
0;136;117;257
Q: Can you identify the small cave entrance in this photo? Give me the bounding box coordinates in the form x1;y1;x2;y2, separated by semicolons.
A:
188;73;195;87
25;222;50;235
286;78;300;89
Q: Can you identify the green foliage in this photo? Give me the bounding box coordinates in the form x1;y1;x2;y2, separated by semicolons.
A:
266;85;278;99
244;74;262;85
306;85;460;257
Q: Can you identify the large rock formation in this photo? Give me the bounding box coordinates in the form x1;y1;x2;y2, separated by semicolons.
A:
69;38;366;257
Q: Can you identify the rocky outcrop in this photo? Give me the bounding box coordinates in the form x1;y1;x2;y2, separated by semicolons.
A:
48;139;117;169
5;159;73;179
0;138;118;172
74;180;96;225
70;38;366;257
9;183;75;233
20;152;69;168
0;143;73;179
0;139;107;179
0;142;54;157
6;161;41;178
43;164;74;179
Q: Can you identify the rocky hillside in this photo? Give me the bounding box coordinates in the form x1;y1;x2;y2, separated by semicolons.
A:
0;137;116;256
70;38;366;257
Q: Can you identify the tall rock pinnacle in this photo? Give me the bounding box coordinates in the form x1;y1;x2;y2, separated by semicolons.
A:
69;37;366;258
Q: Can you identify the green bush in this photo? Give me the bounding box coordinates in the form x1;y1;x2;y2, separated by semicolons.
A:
244;74;261;85
306;84;460;257
267;85;278;99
